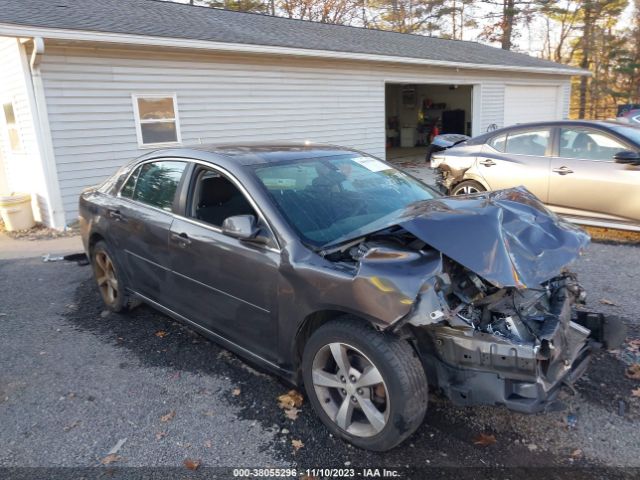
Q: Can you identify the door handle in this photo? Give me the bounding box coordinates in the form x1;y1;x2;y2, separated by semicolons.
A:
552;166;574;175
108;209;123;221
171;232;191;247
479;159;496;167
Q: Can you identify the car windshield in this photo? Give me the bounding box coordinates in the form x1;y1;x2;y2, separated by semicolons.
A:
253;154;439;248
611;125;640;146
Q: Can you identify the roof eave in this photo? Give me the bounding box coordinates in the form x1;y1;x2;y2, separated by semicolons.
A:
0;23;589;76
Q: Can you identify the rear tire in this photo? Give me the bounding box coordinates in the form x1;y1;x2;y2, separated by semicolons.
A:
302;317;428;451
91;240;136;313
451;179;486;196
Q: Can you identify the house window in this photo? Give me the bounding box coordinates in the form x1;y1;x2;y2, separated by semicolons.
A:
132;94;181;147
2;102;21;152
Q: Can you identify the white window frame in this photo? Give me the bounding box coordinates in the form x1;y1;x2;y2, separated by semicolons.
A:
1;99;22;153
131;93;182;148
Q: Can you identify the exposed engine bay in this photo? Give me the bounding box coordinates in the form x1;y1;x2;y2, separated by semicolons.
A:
323;225;625;412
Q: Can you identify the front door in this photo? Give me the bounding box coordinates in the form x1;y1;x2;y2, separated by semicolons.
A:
548;126;640;225
478;127;552;201
167;166;280;361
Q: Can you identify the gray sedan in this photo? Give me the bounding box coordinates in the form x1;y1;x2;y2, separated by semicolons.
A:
79;144;621;451
431;120;640;231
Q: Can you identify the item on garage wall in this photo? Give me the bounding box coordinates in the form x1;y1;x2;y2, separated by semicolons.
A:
402;85;416;108
442;109;466;135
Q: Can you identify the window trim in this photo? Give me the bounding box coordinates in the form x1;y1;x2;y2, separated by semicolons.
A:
554;126;634;162
117;157;281;252
118;159;188;212
486;127;553;157
131;93;182;149
2;100;22;153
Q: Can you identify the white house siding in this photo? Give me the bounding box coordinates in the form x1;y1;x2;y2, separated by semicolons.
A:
0;37;51;224
39;43;572;224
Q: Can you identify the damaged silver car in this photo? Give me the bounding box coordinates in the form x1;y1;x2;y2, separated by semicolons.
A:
79;145;624;452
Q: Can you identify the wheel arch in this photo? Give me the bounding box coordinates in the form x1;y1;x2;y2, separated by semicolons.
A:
88;232;105;254
451;174;490;193
292;310;374;382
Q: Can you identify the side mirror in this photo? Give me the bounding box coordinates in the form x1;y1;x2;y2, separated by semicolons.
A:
613;150;640;165
221;214;258;240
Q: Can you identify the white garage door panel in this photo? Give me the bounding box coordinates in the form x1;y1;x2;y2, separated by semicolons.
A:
504;86;560;126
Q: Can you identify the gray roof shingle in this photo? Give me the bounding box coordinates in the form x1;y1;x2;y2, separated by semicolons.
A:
0;0;583;73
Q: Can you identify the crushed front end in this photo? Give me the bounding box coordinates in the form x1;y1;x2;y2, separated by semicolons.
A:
322;188;625;413
402;262;603;413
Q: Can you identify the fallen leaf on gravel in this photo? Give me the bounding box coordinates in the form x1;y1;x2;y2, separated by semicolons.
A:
160;410;175;422
155;330;168;338
155;432;167;440
285;407;300;420
599;299;617;306
232;388;241;397
292;439;304;451
100;454;120;465
278;390;304;410
631;387;640;398
626;364;640;380
184;459;201;470
473;433;496;447
570;449;583;459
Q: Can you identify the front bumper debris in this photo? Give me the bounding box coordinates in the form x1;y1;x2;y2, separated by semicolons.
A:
414;287;622;413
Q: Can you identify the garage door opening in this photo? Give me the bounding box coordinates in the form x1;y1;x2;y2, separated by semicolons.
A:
385;83;473;164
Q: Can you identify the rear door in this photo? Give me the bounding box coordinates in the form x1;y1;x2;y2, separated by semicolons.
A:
113;159;188;303
548;126;640;225
478;127;552;201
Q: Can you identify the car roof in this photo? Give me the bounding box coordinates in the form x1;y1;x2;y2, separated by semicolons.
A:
141;143;359;166
469;119;640;144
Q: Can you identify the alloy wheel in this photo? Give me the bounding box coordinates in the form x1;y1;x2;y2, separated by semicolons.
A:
94;251;119;306
311;342;389;437
454;185;480;195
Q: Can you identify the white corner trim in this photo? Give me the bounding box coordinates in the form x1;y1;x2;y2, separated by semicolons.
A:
20;37;67;229
0;23;589;77
131;93;183;149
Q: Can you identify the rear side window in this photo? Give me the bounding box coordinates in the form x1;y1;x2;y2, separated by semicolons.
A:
488;134;506;152
121;160;186;211
504;129;550;156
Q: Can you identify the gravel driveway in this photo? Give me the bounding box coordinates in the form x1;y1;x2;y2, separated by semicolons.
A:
1;240;639;476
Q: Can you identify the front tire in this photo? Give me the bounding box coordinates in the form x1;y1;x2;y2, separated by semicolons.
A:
450;179;486;196
302;317;428;451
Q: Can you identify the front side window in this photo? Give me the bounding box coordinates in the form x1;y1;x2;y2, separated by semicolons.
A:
122;161;186;211
560;128;628;161
253;154;438;247
132;94;181;146
504;129;550;156
189;168;257;227
2;102;21;152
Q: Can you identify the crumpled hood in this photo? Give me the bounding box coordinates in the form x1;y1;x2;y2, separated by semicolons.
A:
397;187;590;288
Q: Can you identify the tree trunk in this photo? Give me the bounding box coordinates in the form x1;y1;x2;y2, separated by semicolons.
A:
578;1;592;119
501;0;515;50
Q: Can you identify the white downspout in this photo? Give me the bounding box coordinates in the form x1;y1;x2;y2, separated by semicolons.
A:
24;37;66;229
